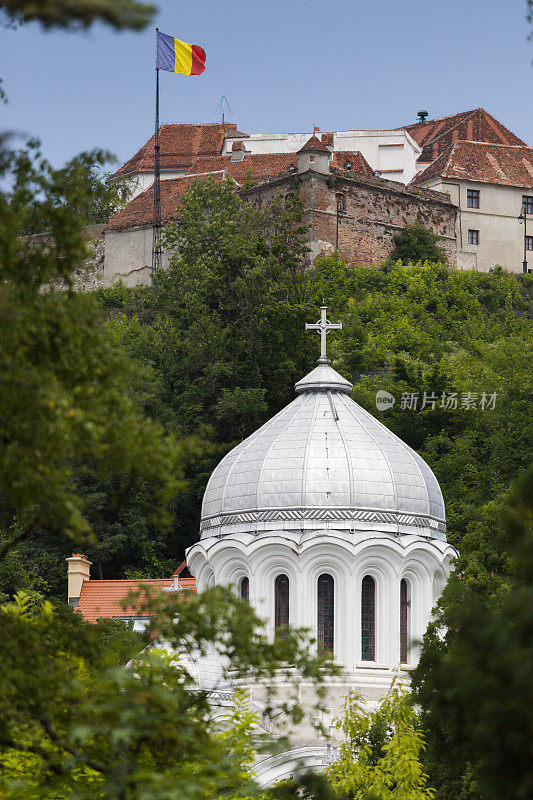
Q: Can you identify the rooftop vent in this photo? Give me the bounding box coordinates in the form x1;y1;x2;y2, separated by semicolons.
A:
417;110;429;123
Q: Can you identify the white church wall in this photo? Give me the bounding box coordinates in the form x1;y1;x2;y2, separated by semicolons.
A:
189;530;455;677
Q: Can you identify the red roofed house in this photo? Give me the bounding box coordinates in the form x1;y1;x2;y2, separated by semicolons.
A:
412;140;533;272
102;109;530;283
66;553;196;629
398;108;526;170
104;128;456;285
114;122;239;197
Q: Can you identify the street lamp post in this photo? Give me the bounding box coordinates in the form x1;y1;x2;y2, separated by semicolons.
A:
518;204;529;274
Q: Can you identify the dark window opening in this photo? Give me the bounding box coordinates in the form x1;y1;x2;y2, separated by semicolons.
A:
274;574;289;637
400;578;410;664
336;193;346;213
523;195;533;215
361;575;375;661
468;229;479;245
240;576;249;602
526;236;533;251
467;189;480;208
317;573;334;653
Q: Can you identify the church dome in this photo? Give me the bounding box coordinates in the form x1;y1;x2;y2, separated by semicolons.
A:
200;362;446;541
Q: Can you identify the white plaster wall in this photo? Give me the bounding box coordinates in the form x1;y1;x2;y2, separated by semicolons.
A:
423;178;531;272
115;170;189;199
104;227;171;286
333;130;421;184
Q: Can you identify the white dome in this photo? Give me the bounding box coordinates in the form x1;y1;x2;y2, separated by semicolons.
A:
201;364;445;540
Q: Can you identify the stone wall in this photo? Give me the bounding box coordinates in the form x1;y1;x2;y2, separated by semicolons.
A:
242;170;457;267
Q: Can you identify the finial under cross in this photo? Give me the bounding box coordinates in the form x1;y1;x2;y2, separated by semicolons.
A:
306;306;342;364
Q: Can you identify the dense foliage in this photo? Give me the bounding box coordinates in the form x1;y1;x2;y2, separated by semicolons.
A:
0;586;332;799
389;223;446;264
68;192;531;594
0;0;155;30
326;684;433;800
412;466;533;800
0;142;197;588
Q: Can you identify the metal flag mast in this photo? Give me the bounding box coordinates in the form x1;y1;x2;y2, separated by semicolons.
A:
152;28;162;274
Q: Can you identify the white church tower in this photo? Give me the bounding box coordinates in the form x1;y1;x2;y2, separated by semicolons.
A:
187;308;455;782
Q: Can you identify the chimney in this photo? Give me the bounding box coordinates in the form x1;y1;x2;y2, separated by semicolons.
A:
66;553;91;606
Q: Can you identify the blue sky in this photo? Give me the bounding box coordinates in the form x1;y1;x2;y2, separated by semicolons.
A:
1;0;532;170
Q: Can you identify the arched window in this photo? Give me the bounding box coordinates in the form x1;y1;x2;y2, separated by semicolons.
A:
317;574;334;653
400;578;410;664
240;576;249;603
361;575;376;661
274;574;289;637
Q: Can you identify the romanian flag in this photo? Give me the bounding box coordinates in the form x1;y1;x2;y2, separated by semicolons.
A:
156;30;206;75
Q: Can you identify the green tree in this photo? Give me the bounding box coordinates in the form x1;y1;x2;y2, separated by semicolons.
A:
23;153;132;233
98;179;317;557
412;464;533;800
389;224;446;264
326;683;434;800
0;142;196;561
0;586;333;799
0;0;155;31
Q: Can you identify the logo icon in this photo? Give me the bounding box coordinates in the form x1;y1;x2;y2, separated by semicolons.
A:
375;390;396;411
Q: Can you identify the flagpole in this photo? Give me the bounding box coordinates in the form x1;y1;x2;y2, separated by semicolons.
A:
152;27;162;273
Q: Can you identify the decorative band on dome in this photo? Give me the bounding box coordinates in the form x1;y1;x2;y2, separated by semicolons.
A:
200;507;446;535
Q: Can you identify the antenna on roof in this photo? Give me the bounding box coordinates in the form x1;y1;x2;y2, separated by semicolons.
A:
213;95;235;124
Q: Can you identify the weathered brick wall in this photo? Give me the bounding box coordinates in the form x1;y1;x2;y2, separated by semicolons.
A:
242;171;457;266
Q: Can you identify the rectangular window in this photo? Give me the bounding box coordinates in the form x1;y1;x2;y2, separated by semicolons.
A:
523;195;533;215
526;236;533;251
467;189;480;208
468;229;479;245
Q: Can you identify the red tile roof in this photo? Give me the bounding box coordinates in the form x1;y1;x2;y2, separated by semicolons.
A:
106;146;380;233
105;152;300;231
412;141;533;188
330;150;374;177
113;123;238;177
77;579;175;624
298;134;331;154
190;152;298;184
399;109;526;163
105;173;229;231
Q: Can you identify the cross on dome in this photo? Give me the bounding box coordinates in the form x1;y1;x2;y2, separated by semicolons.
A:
305;306;342;364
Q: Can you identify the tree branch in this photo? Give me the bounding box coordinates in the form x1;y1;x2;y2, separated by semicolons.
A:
32;713;109;775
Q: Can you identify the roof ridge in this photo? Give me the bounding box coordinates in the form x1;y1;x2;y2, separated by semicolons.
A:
398;108;480;130
455;140;532;150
